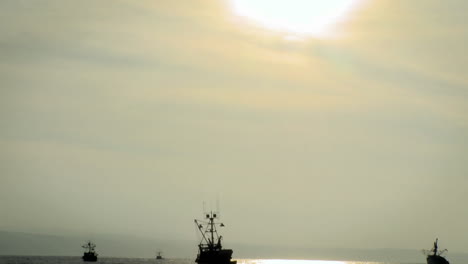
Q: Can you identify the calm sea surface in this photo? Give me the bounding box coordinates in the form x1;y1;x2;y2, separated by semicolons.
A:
0;257;412;264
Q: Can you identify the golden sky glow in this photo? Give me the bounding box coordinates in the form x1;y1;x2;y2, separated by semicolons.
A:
1;0;468;257
230;0;362;37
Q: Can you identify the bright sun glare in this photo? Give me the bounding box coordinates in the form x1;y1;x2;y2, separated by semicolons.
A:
230;0;362;37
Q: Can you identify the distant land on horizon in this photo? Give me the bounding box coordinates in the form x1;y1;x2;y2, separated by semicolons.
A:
1;230;466;263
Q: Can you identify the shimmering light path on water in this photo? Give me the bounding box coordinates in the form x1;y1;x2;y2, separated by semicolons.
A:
0;257;399;264
236;259;385;264
237;259;347;264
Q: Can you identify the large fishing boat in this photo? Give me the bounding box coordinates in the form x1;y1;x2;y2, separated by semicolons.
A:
194;211;236;264
426;238;449;264
82;241;98;262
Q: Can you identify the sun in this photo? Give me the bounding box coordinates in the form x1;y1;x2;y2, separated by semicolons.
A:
229;0;362;37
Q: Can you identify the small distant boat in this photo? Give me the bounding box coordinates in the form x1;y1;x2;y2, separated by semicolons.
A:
194;211;236;264
156;251;164;260
426;238;449;264
82;241;98;262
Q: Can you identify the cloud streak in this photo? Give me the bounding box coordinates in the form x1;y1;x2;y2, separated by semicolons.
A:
1;0;467;253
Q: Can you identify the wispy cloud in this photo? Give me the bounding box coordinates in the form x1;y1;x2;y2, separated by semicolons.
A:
1;0;467;252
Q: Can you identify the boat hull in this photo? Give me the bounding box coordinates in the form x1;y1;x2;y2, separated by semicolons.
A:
427;255;449;264
82;253;98;262
196;249;236;264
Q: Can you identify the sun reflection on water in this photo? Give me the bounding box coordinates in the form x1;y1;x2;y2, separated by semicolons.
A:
236;259;348;264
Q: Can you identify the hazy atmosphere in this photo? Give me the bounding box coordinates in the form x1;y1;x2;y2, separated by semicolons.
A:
1;0;467;259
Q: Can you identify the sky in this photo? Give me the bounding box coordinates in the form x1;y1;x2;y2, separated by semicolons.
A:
1;0;467;256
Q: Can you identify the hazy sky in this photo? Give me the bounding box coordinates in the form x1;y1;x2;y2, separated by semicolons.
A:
1;0;467;254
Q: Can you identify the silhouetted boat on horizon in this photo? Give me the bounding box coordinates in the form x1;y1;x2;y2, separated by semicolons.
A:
156;251;164;260
82;241;98;262
426;238;449;264
194;211;236;264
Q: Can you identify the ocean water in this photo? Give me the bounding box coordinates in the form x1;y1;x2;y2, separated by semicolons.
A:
0;257;411;264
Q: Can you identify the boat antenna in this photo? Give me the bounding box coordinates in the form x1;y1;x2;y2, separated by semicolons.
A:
216;196;220;218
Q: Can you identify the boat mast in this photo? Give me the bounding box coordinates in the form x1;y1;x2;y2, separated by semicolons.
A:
82;241;95;253
195;211;225;250
210;212;215;247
